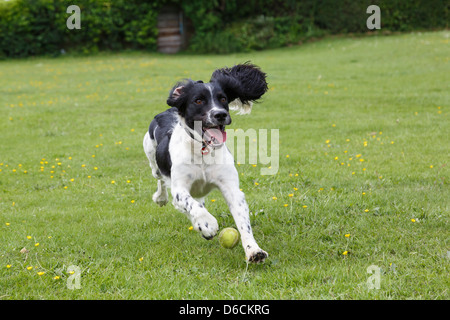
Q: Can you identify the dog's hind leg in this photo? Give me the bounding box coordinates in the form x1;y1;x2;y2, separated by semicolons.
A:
152;180;169;207
143;131;168;206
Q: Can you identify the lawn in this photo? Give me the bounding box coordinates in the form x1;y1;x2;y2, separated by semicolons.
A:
0;31;448;300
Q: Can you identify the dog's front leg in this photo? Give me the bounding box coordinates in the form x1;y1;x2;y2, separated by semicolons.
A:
171;169;219;240
217;169;268;263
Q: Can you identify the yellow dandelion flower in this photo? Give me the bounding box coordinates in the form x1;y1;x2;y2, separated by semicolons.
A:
364;209;369;213
35;243;40;247
272;197;277;200
252;164;257;167
70;178;74;182
6;265;11;269
189;226;194;231
139;257;144;262
111;180;115;184
293;187;298;191
302;205;308;208
27;236;32;239
127;180;131;183
64;186;68;189
429;165;433;169
131;200;135;203
27;266;33;270
37;272;45;276
81;164;86;167
356;154;362;158
342;251;348;255
288;193;294;197
53;276;60;280
283;204;289;207
254;182;259;186
334;156;339;160
411;219;416;223
325;140;330;144
5;222;10;226
286;155;290;158
344;234;350;238
211;199;216;202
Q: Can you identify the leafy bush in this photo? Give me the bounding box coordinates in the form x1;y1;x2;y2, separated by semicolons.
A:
0;0;159;58
0;0;447;57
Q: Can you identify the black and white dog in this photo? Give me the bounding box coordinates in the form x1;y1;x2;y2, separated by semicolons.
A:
143;63;268;263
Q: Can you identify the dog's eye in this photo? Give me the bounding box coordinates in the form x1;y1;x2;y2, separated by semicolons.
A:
195;99;203;105
220;97;227;103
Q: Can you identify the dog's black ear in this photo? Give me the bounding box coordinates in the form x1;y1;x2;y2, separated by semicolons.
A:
210;62;268;114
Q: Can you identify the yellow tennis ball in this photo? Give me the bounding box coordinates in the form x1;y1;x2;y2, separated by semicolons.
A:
218;227;240;249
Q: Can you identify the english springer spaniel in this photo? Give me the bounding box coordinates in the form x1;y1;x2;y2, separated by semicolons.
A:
143;63;268;263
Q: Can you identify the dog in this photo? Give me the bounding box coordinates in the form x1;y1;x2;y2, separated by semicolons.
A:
143;63;268;263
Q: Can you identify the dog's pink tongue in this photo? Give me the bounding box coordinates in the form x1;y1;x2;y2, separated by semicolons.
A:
204;128;227;144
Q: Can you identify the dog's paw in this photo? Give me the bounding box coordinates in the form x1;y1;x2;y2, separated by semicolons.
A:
246;247;268;263
191;209;219;240
152;192;168;207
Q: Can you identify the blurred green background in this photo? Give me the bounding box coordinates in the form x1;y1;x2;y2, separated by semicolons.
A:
0;0;448;58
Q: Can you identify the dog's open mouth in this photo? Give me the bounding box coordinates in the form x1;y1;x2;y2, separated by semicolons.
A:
202;125;227;146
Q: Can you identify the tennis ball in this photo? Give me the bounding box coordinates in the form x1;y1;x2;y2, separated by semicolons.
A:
218;227;240;249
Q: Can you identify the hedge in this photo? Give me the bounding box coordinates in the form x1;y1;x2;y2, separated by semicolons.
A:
0;0;447;57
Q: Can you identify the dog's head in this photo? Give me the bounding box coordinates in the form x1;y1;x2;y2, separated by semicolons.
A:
167;62;268;144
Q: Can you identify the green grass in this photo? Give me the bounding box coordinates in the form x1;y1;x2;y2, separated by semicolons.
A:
1;31;449;299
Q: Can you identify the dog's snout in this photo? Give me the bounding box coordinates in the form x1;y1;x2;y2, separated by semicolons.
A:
213;111;228;123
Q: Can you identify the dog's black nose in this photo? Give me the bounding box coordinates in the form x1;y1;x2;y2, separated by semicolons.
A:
213;111;228;123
